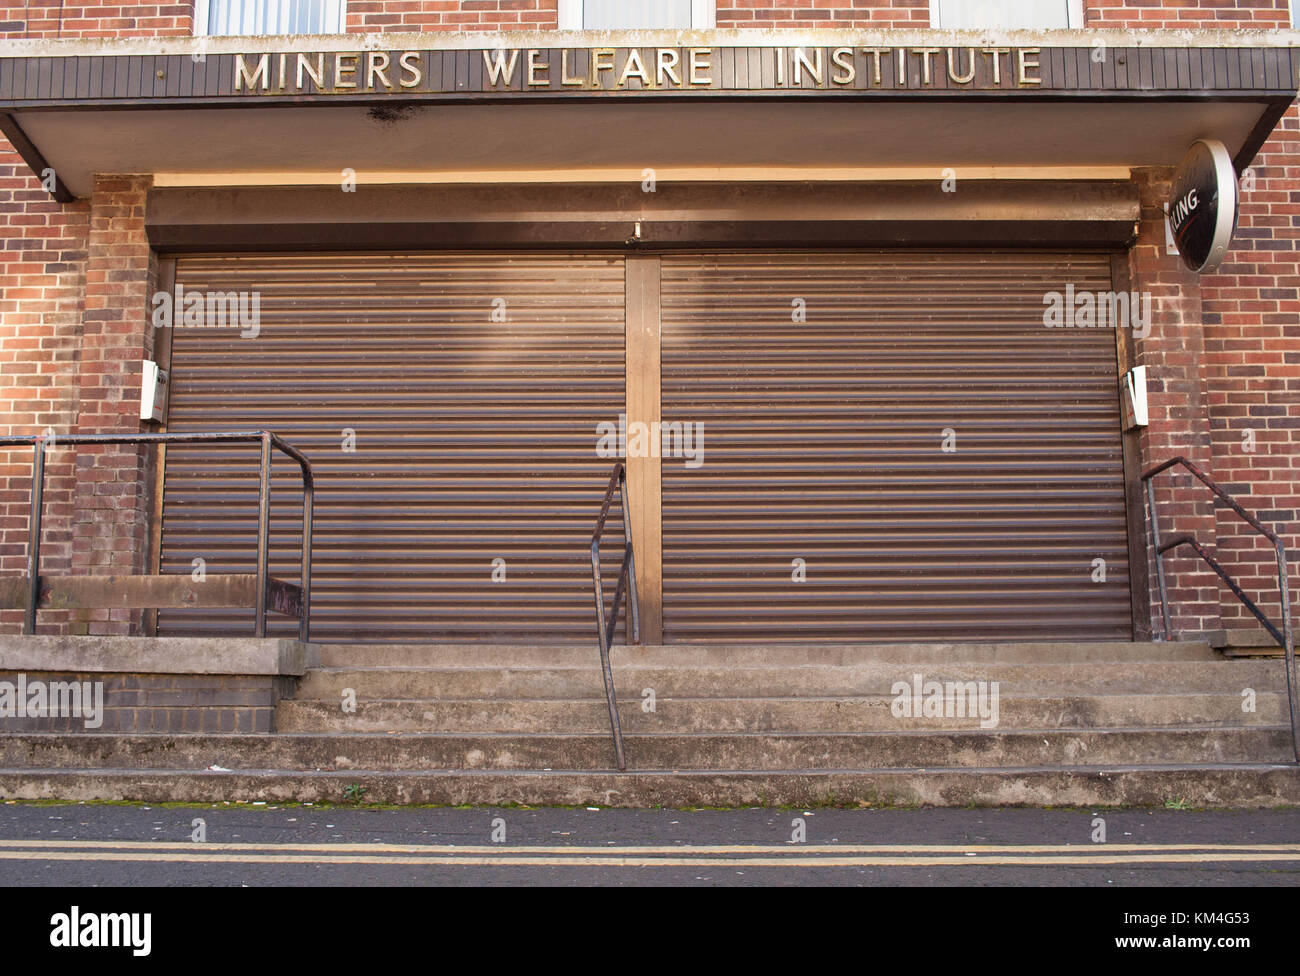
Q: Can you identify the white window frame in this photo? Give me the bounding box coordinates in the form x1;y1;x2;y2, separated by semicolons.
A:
1293;0;1299;30
558;0;714;31
929;0;1084;29
192;0;349;37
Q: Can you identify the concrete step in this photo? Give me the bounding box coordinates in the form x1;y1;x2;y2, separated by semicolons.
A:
3;763;1298;807
312;640;1219;668
293;660;1285;700
276;691;1289;733
1;727;1291;770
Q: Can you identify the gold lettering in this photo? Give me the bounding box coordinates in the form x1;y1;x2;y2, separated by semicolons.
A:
898;47;906;86
235;53;269;92
277;53;286;90
657;48;681;87
334;53;358;90
367;51;391;90
483;48;520;87
793;47;824;87
981;47;1010;86
946;47;975;85
296;53;324;91
913;47;940;86
399;51;422;89
862;47;888;86
528;49;549;86
562;49;584;86
590;47;616;87
776;48;785;86
689;47;712;86
1017;47;1041;86
618;48;651;88
831;47;855;86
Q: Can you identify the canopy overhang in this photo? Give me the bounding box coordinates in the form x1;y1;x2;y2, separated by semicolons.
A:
0;28;1294;202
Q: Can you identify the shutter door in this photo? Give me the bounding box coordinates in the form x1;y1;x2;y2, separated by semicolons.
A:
659;251;1131;643
158;252;626;642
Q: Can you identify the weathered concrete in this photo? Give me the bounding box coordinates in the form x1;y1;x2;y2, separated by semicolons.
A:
277;692;1288;734
316;640;1219;668
294;660;1284;700
0;635;315;676
0;727;1290;770
2;764;1298;809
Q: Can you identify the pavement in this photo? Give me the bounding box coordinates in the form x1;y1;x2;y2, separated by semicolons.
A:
1;801;1298;888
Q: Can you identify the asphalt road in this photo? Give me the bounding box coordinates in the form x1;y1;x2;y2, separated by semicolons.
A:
1;801;1297;887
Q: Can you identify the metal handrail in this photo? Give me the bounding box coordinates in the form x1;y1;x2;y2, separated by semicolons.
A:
589;461;640;772
1142;455;1297;762
0;429;314;641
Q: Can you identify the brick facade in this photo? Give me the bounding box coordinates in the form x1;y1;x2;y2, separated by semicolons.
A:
716;1;927;28
0;670;285;731
0;0;1296;642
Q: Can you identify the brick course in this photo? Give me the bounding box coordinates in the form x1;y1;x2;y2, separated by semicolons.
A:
0;671;281;731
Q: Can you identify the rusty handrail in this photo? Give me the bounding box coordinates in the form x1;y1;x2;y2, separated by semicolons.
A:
1142;455;1296;762
0;429;314;641
589;461;640;772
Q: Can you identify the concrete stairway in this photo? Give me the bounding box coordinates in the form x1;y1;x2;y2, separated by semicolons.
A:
2;640;1298;807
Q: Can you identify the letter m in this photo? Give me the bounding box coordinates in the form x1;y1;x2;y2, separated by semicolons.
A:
235;54;270;91
47;680;81;718
101;913;130;947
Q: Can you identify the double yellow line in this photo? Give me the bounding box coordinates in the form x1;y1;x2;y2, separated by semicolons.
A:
1;839;1299;868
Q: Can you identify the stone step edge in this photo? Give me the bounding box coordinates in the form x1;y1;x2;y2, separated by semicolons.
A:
2;764;1297;808
280;692;1288;704
0;726;1288;742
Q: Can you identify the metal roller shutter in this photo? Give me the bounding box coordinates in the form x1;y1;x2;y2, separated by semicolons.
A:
158;252;626;643
659;250;1132;643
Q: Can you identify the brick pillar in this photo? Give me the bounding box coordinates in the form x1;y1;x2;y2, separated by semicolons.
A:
69;174;157;636
1129;167;1221;641
0;145;90;635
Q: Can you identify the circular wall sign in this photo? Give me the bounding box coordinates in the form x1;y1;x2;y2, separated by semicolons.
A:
1166;139;1239;274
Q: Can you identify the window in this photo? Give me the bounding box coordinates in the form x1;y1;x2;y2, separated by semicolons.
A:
1293;0;1299;30
193;0;347;36
558;0;715;30
930;0;1084;29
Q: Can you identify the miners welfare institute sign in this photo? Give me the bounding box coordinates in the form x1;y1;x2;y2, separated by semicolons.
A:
1;43;1292;104
233;45;1055;95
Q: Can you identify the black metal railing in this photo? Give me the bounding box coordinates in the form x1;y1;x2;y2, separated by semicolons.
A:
0;430;314;642
589;461;640;772
1142;456;1297;762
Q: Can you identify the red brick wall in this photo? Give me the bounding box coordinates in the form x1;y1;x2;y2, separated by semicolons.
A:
1091;3;1298;639
0;2;192;37
347;0;557;31
1128;169;1222;639
1085;0;1290;28
716;0;927;28
69;175;156;636
0;149;89;635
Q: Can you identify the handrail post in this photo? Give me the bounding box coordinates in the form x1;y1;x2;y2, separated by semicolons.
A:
1144;455;1299;764
254;432;272;639
1145;474;1173;641
591;539;627;771
300;477;313;644
22;438;46;635
619;465;641;645
1277;543;1299;762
